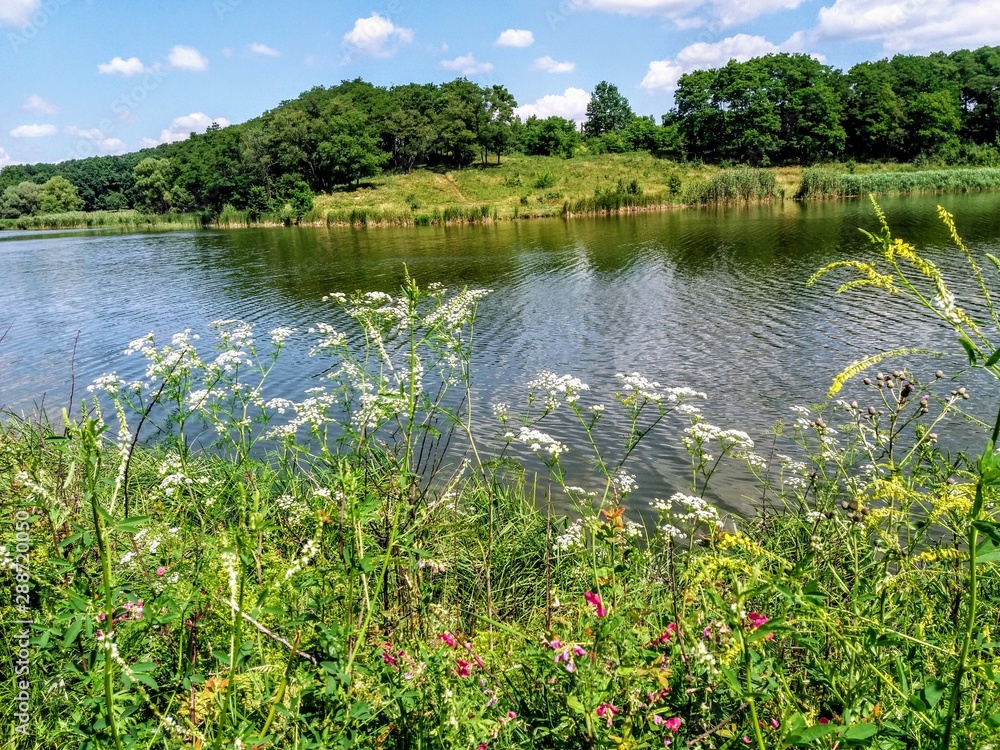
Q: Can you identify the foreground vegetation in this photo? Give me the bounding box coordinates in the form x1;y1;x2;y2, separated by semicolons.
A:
3;207;1000;748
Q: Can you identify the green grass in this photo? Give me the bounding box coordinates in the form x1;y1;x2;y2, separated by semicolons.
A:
0;209;202;231
795;166;1000;199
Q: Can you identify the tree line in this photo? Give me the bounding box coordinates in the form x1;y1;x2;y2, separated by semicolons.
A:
2;45;998;219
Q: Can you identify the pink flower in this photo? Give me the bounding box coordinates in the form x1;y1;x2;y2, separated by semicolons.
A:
663;740;671;748
477;744;487;750
156;566;166;577
770;718;780;729
746;612;769;628
456;659;472;677
653;715;665;726
438;632;457;648
382;648;397;666
664;716;682;733
573;645;588;657
584;591;607;617
742;736;751;744
656;622;678;644
508;711;516;719
596;703;619;727
818;717;829;725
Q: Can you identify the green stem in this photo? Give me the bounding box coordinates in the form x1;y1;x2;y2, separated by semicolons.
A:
744;641;766;750
86;444;124;750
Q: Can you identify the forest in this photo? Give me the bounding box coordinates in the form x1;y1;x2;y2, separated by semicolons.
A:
1;45;998;219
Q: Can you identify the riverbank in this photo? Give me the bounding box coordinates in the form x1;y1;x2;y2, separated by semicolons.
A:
2;226;999;747
4;155;1000;232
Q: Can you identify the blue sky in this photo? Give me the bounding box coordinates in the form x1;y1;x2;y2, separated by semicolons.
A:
1;0;997;167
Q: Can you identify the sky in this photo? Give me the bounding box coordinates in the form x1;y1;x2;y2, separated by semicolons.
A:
1;0;997;167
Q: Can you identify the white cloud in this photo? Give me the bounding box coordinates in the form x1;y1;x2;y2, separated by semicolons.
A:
168;45;208;72
570;0;805;27
515;87;591;123
495;29;535;47
97;56;149;77
0;146;13;167
10;123;57;138
814;0;997;54
141;112;230;147
249;42;280;57
0;0;38;28
22;93;57;115
441;53;494;76
64;127;127;153
342;13;414;59
640;33;809;94
533;56;576;73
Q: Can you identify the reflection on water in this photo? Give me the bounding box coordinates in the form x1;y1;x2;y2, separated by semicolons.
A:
2;194;1000;514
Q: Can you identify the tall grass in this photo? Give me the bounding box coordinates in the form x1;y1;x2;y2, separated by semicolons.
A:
0;210;201;231
683;167;779;204
796;166;1000;199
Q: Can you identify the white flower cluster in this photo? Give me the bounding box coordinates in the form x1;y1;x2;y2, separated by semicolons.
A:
554;518;586;552
211;319;253;349
615;372;663;403
157;454;197;499
506;426;568;458
264;388;339;439
654;492;723;530
268;326;296;346
308;322;347;354
528;371;590;409
13;470;50;502
87;373;127;395
275;494;310;525
492;402;510;423
284;539;321;581
423;288;492;332
221;549;239;607
612;470;638;496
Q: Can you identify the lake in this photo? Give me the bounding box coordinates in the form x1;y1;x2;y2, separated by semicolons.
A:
3;194;1000;515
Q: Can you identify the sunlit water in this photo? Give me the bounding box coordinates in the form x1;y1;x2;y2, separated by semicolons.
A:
3;194;1000;516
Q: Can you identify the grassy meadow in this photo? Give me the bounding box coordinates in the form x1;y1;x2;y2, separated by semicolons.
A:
2;208;1000;748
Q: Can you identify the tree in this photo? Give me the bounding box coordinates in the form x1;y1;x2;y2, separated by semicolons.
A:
584;81;634;137
0;181;43;218
480;85;518;165
521;116;580;157
906;90;962;157
133;157;174;213
315;110;388;188
38;176;84;214
845;62;906;160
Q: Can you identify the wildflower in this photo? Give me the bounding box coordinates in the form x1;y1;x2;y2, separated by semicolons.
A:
664;716;682;733
456;659;473;677
438;632;457;648
654;623;678;644
771;718;780;729
596;703;619;727
746;612;768;628
584;591;607;617
818;717;829;725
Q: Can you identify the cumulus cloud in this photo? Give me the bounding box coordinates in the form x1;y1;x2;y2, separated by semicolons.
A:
97;56;149;77
168;45;209;71
342;13;413;59
441;53;494;76
570;0;805;27
0;0;38;28
10;123;57;138
814;0;997;54
495;29;535;47
65;126;127;153
533;56;576;73
249;42;280;57
0;146;13;167
22;94;57;115
640;33;809;94
141;113;230;147
515;87;591;123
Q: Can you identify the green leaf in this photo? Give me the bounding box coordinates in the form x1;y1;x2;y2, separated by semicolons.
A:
985;711;1000;729
566;695;585;716
922;679;948;709
972;520;1000;544
976;538;1000;564
959;334;978;365
787;723;839;745
986;348;1000;367
116;515;150;534
843;723;878;741
62;617;83;649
